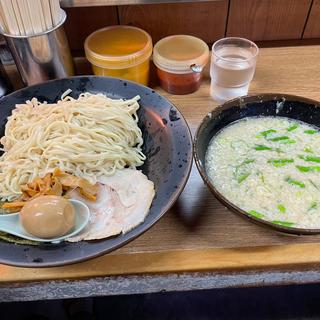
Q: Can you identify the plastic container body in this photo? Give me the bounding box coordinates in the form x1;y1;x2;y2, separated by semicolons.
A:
156;68;202;95
91;58;150;85
153;35;209;95
85;26;152;86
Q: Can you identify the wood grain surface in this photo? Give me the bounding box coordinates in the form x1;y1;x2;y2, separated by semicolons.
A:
1;46;320;283
64;6;119;53
61;0;223;7
118;1;228;43
61;0;320;55
304;0;320;39
227;0;312;41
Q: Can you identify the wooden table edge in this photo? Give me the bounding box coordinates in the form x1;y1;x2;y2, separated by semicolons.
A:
1;242;320;283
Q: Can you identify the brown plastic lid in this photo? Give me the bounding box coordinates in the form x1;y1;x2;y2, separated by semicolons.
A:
153;35;209;74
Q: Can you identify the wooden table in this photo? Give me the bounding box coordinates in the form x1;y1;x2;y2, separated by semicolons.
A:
1;45;320;302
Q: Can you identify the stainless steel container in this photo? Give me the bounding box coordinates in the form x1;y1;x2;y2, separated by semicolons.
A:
2;10;74;86
0;62;13;97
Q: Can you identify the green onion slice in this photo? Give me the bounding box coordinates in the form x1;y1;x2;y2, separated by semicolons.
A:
271;220;295;227
285;177;305;188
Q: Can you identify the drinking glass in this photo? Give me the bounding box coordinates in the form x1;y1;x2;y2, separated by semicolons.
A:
210;37;259;103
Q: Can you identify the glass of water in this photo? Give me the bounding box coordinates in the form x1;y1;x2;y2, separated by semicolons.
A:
210;37;259;103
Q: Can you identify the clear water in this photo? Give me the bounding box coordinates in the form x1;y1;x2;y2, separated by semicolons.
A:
210;48;256;102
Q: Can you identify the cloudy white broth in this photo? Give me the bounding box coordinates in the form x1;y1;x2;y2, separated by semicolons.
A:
205;116;320;229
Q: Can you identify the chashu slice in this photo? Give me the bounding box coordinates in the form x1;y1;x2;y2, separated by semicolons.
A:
98;169;155;233
67;184;123;242
67;169;155;242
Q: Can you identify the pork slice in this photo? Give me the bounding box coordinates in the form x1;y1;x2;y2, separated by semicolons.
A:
98;169;155;233
67;184;123;242
67;169;155;242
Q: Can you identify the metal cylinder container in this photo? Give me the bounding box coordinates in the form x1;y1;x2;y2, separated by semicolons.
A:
1;10;74;86
0;62;13;97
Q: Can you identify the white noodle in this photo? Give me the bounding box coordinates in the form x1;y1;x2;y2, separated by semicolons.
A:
0;93;146;201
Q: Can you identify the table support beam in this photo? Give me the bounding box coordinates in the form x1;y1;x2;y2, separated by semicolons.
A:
1;269;320;302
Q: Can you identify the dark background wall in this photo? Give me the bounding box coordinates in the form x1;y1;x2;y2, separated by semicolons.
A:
63;0;320;56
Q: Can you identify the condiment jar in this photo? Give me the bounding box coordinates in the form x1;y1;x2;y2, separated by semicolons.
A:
153;35;209;94
85;26;153;86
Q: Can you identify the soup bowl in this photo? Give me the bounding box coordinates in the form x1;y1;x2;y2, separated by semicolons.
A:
194;93;320;235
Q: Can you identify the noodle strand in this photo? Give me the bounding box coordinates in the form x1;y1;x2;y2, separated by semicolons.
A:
0;93;145;201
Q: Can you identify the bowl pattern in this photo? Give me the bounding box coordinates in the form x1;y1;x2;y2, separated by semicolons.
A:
0;76;193;267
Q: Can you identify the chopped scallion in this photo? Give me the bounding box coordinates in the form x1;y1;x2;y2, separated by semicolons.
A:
287;123;299;131
254;144;272;151
237;173;250;183
243;159;255;165
234;160;254;183
268;159;294;167
304;147;314;153
277;204;286;213
280;139;296;144
253;145;283;152
308;202;317;211
304;130;318;134
268;136;290;142
296;165;320;173
271;220;295;227
285;177;305;188
256;129;276;138
248;210;264;219
298;155;320;163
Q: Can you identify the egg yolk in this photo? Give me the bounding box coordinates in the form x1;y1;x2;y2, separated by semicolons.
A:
20;195;75;239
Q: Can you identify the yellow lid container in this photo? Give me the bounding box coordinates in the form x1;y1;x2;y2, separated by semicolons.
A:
85;26;153;85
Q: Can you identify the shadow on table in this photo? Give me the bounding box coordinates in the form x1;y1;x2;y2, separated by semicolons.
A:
171;166;212;230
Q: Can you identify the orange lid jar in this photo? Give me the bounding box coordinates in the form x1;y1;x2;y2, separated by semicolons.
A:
153;35;209;94
85;26;152;86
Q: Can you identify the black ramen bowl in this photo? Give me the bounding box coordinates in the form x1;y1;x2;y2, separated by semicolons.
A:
194;93;320;235
0;76;192;267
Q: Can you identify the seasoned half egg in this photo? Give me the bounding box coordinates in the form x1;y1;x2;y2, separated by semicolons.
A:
20;195;75;239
